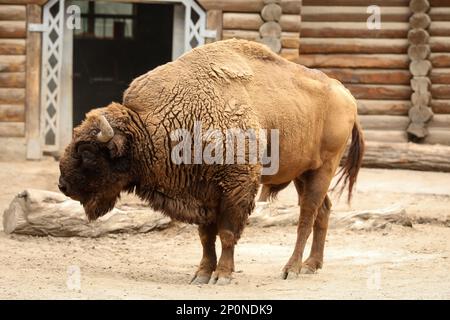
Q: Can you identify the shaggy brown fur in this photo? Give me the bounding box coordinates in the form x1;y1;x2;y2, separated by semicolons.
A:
59;39;364;284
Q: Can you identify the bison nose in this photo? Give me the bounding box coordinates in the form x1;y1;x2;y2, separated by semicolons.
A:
58;177;69;195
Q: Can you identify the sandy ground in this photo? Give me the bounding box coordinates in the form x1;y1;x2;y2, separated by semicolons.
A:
0;157;449;299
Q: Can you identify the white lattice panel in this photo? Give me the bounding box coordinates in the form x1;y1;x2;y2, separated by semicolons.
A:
41;0;65;152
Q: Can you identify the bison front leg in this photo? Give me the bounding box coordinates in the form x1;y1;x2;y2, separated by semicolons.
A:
190;223;217;285
209;227;235;285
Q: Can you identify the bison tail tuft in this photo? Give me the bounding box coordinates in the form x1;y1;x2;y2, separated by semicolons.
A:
332;120;365;203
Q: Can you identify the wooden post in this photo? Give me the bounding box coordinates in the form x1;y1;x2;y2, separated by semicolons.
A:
407;0;434;140
257;0;282;53
25;4;42;159
59;4;73;156
206;9;222;43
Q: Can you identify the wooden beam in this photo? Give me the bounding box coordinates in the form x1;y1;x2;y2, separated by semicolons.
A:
0;39;25;55
0;72;25;87
429;114;450;129
0;121;24;137
0;21;26;38
430;37;450;52
321;68;411;85
296;54;409;69
0;103;24;122
359;141;450;172
363;130;408;143
206;9;223;42
359;115;410;130
424;129;450;145
303;0;409;5
302;6;410;22
25;3;42;159
300;38;409;54
429;21;450;37
0;5;26;20
0;88;24;103
347;84;412;100
199;0;301;14
432;84;450;99
281;32;300;49
357;100;410;116
0;55;25;71
430;53;450;67
222;29;259;40
431;99;450;114
223;13;300;32
300;22;409;38
430;68;450;84
429;7;450;21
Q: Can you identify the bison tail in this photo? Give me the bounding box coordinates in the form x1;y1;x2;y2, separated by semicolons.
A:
332;120;365;203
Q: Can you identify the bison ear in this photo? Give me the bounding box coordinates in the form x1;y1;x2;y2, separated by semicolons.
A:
106;133;127;158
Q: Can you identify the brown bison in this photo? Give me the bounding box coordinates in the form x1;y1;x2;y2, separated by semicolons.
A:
59;39;364;285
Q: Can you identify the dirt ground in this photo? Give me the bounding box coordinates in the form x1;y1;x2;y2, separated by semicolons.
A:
0;157;449;299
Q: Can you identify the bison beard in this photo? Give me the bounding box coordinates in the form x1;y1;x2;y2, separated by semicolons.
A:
82;194;118;221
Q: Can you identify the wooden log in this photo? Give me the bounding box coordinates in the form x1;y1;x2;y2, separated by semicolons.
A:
0;39;25;55
358;141;450;172
299;38;409;54
346;84;412;100
0;55;25;72
424;128;450;145
223;13;300;32
429;0;450;6
302;0;409;5
261;3;282;22
409;0;430;13
302;6;410;22
431;99;450;114
408;44;430;60
408;28;430;45
296;54;409;69
0;88;24;103
429;114;450;129
2;189;172;237
0;121;24;137
408;106;434;123
409;13;431;29
429;22;450;36
206;9;223;43
258;36;282;53
280;48;299;60
432;84;450;99
0;72;24;87
359;115;410;130
259;21;282;37
411;76;431;93
222;29;259;40
199;0;301;14
321;68;411;84
363;130;408;143
301;22;409;38
0;1;46;4
281;32;300;49
223;12;263;30
0;21;25;38
429;7;450;20
430;53;450;67
410;60;432;76
0;5;25;20
357;100;410;115
430;37;450;52
279;14;301;32
0;103;24;122
407;122;428;138
25;3;41;160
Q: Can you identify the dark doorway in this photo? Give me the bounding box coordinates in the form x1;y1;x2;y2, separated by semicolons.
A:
72;1;174;126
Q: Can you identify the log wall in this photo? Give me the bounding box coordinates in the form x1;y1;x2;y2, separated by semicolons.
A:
0;4;26;137
217;0;301;60
298;0;413;144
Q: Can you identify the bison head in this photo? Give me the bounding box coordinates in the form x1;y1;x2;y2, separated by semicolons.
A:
58;103;134;221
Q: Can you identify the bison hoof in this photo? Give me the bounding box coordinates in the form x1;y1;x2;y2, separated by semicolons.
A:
209;272;232;285
281;270;299;280
300;266;316;274
190;274;211;285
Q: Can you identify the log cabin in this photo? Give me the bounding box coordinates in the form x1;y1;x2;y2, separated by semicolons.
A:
0;0;449;170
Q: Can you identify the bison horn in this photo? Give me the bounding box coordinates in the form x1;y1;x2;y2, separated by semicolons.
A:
97;115;114;142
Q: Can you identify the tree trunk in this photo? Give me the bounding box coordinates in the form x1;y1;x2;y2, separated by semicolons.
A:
3;189;172;237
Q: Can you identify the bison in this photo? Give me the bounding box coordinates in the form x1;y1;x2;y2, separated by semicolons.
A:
59;39;364;285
